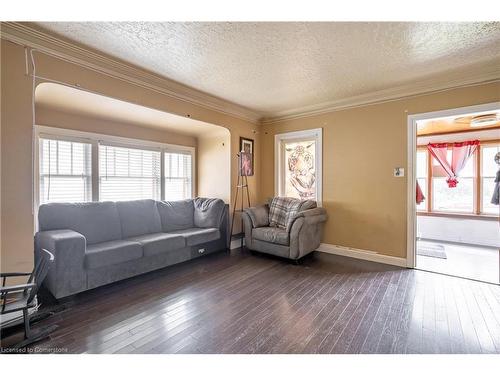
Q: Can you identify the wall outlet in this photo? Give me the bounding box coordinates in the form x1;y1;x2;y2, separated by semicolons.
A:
198;248;205;254
394;167;404;177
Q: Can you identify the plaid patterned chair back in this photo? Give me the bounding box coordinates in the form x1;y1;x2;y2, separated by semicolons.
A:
269;197;317;230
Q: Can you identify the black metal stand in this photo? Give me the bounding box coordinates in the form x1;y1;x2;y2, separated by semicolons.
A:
229;153;251;249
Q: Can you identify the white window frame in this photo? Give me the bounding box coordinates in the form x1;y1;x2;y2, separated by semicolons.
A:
34;125;196;212
480;143;500;215
274;128;323;205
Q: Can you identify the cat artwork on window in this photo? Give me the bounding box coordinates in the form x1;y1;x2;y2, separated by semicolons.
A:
285;142;316;200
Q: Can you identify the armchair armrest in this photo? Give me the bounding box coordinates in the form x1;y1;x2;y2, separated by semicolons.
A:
244;205;270;228
287;207;327;232
34;229;87;299
289;207;328;259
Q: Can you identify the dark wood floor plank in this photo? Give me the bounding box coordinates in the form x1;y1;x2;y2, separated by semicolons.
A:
376;269;412;353
359;270;402;353
143;261;305;353
3;249;498;354
250;273;345;354
326;271;385;353
196;265;316;353
450;276;482;353
344;271;393;353
301;271;373;353
389;270;418;353
106;259;290;353
433;272;453;353
458;278;497;353
470;282;500;352
269;273;351;353
440;274;467;353
48;254;272;351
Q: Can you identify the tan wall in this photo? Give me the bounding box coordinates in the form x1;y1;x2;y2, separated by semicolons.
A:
197;133;231;203
36;106;198;148
1;39;260;272
261;82;500;258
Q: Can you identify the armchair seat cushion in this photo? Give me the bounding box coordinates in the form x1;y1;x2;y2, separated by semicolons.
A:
169;228;220;246
85;240;142;269
127;233;186;257
252;227;290;246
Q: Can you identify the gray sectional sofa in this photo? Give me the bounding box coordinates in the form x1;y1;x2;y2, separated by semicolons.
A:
35;198;228;299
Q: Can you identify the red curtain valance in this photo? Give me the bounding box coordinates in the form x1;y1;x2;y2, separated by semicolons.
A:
427;140;480;148
427;140;479;188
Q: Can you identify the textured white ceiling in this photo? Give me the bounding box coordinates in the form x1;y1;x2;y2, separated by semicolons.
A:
35;22;500;116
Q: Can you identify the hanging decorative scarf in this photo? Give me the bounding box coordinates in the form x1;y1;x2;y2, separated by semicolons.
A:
427;140;479;188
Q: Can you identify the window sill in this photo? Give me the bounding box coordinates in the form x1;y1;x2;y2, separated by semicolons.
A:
417;211;499;221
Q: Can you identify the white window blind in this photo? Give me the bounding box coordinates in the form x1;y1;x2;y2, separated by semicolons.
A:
164;152;193;201
39;138;92;204
99;144;161;201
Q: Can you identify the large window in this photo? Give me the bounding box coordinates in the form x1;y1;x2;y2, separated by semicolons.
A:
99;144;161;201
36;127;194;206
39;138;92;204
275;128;322;203
482;145;500;215
416;141;499;216
164;152;193;201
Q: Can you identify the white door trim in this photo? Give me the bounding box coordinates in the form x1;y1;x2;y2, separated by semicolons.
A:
406;101;500;268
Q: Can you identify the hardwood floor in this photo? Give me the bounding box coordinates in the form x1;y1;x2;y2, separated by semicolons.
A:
2;248;500;354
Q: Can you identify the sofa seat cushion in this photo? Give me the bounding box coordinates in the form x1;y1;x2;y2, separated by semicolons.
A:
85;240;143;269
127;233;186;257
252;227;290;246
169;228;220;246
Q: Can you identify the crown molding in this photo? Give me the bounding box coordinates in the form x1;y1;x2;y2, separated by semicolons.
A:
0;22;262;124
2;22;499;127
261;63;500;125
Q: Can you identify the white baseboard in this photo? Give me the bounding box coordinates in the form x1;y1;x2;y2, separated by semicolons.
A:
316;243;407;268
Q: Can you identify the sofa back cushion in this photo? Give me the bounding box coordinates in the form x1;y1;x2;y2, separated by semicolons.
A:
194;198;225;228
156;199;195;232
38;202;122;245
116;199;162;238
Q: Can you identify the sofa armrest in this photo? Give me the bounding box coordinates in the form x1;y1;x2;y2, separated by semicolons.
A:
35;229;87;299
289;208;328;259
244;205;270;228
194;198;226;228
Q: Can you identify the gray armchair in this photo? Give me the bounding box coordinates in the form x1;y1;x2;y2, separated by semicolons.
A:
242;198;327;260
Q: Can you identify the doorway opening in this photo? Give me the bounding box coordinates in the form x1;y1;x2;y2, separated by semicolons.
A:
408;103;500;284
